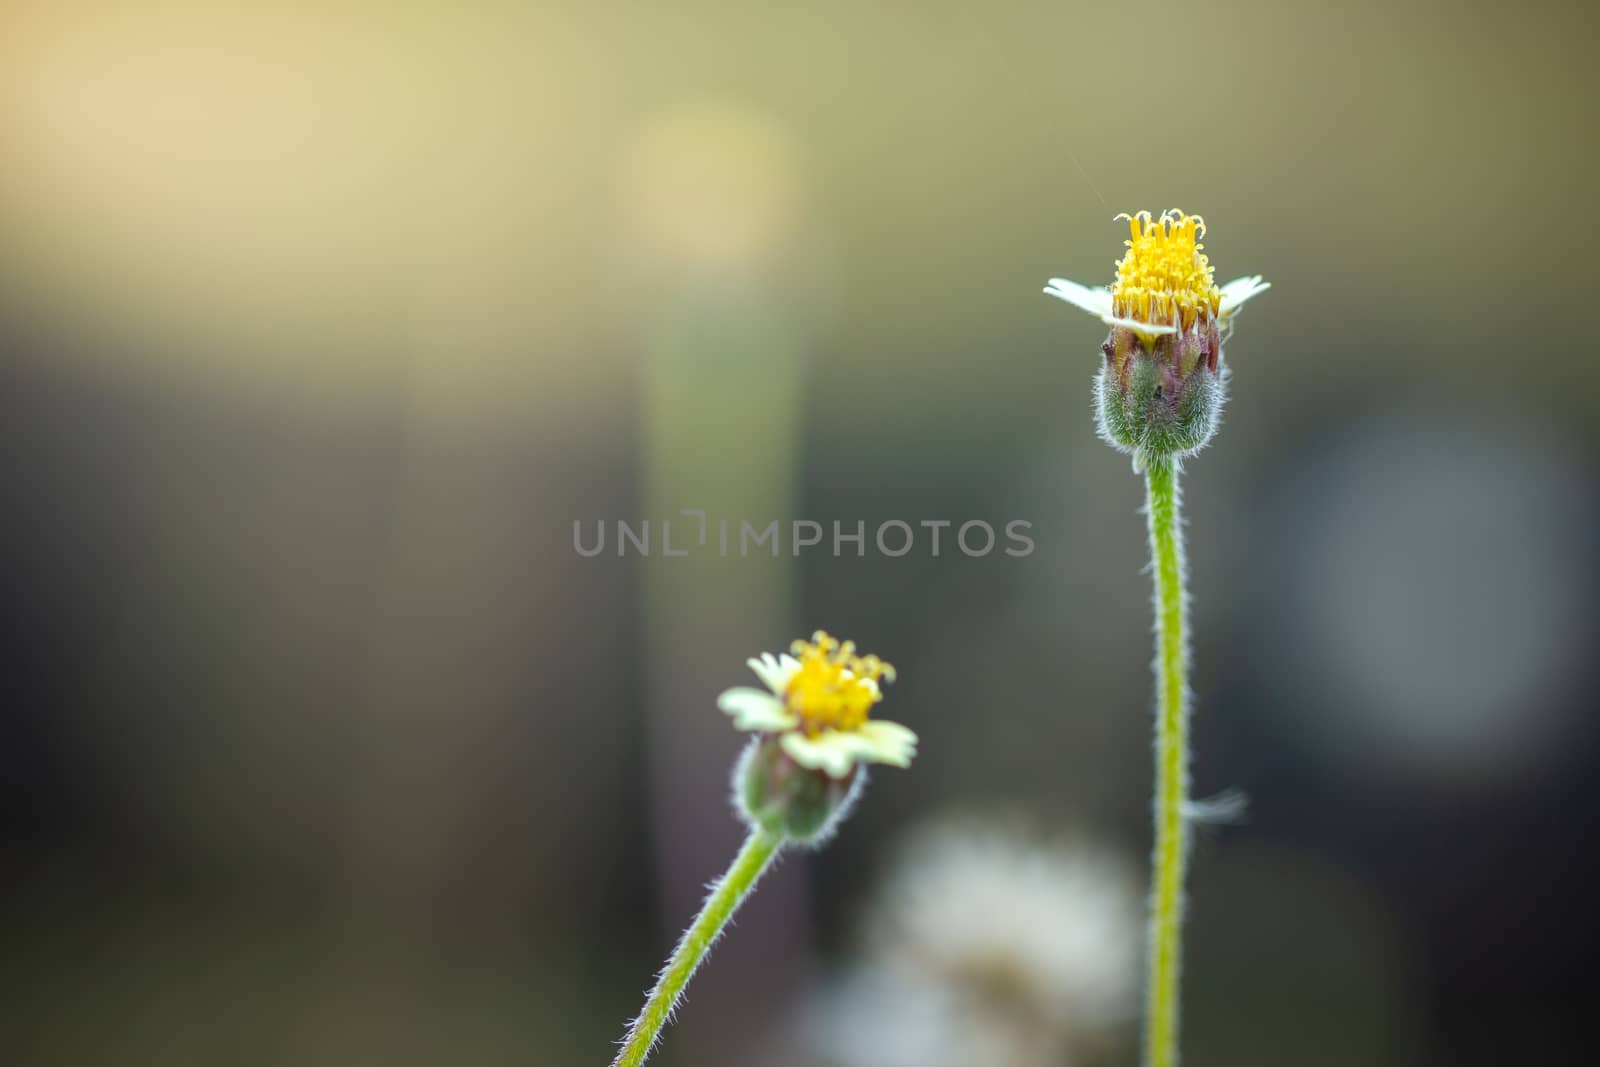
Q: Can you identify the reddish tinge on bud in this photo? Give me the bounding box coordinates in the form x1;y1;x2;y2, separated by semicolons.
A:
1096;211;1228;459
735;735;864;846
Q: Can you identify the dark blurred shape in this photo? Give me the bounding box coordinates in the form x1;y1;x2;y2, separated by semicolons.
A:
1258;410;1594;788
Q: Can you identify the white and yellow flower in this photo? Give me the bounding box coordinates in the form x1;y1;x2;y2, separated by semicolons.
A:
1043;210;1269;344
717;631;917;778
1044;210;1270;459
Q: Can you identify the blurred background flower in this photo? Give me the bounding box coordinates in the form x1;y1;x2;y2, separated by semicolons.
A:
2;3;1597;1066
794;816;1139;1067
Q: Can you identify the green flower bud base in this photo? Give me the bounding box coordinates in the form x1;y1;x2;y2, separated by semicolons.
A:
737;735;864;845
1095;336;1227;461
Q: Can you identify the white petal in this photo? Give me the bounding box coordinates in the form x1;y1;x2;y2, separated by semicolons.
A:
857;718;917;747
853;720;919;767
1103;313;1177;337
745;653;779;691
746;651;800;696
1046;279;1178;337
1217;275;1271;318
1043;278;1114;319
781;731;856;778
717;687;797;732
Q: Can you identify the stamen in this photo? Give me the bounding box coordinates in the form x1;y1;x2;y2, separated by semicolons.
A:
1109;209;1221;331
782;631;895;736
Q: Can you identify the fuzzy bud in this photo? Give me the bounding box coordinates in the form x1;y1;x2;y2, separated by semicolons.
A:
1095;320;1227;461
734;735;865;847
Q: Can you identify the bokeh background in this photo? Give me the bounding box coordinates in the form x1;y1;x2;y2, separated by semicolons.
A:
3;2;1598;1065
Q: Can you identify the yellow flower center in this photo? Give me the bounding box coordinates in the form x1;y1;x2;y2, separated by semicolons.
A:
1111;210;1221;332
784;630;895;736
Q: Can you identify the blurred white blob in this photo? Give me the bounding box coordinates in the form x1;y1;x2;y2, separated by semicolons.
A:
800;817;1139;1067
619;99;802;276
1265;412;1594;783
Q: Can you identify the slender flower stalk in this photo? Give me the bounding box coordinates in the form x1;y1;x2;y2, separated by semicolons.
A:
1143;454;1189;1067
1045;210;1268;1067
612;830;783;1067
610;632;917;1067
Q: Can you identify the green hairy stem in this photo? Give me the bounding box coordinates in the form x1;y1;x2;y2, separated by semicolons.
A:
1143;455;1191;1067
611;831;784;1067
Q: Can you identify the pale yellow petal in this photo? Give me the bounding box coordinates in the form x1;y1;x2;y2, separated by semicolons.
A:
746;651;801;696
853;719;918;767
1217;275;1271;318
1043;278;1115;320
781;730;856;778
717;687;797;732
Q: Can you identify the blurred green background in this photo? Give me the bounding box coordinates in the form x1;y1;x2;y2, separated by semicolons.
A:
2;2;1597;1065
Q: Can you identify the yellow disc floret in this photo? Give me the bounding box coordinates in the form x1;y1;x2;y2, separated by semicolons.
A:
784;630;896;736
1111;210;1222;332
